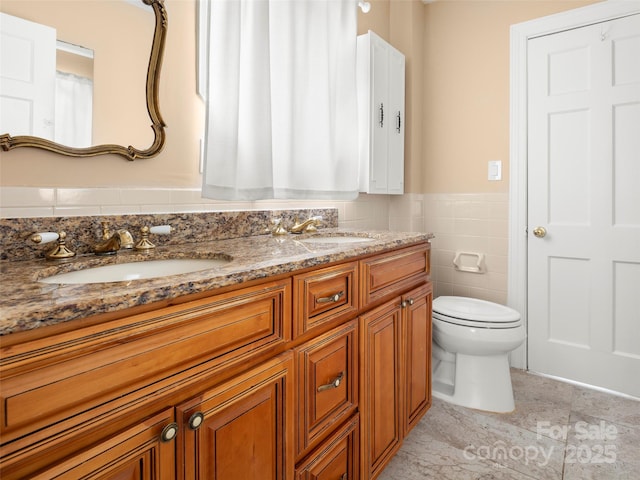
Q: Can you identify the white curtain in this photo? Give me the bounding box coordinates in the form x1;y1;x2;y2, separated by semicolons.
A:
54;71;93;148
202;0;359;201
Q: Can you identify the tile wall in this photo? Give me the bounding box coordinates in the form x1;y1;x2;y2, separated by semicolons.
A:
389;192;510;304
0;186;391;230
0;187;510;303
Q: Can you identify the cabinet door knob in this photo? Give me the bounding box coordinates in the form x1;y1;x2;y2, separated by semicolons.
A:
379;103;384;127
188;412;205;430
317;371;345;392
160;422;179;442
396;111;401;133
317;291;344;304
401;298;414;308
341;474;348;480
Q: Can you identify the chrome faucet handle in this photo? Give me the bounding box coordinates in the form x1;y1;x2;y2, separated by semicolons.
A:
30;231;76;260
135;225;172;250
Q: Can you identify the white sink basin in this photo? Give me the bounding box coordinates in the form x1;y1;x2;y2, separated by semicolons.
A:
39;258;229;284
301;236;374;245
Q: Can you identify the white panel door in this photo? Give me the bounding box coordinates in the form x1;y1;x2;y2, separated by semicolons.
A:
0;12;56;139
527;13;640;397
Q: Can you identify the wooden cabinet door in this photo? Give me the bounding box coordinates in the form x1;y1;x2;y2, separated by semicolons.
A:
402;283;433;434
359;300;402;480
22;409;176;480
178;353;294;480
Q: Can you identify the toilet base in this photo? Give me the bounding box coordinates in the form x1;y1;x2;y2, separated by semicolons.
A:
432;352;515;413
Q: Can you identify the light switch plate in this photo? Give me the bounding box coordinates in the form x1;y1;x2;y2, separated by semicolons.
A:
488;160;502;181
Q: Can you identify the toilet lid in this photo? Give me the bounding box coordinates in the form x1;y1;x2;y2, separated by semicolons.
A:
433;296;520;323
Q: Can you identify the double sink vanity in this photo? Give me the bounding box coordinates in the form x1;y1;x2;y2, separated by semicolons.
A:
0;208;433;480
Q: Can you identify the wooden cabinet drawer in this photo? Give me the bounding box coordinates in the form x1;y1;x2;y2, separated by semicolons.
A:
294;262;358;338
360;243;429;309
295;414;359;480
5;408;176;480
294;320;358;460
0;278;291;445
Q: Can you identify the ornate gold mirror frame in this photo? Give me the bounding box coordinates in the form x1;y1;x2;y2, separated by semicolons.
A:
0;0;167;161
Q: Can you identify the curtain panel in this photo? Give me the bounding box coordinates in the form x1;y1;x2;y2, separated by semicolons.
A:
202;0;359;200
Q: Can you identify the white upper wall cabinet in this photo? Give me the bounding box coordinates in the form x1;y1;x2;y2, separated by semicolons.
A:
357;30;406;195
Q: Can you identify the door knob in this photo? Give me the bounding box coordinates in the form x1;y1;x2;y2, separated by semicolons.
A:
533;226;547;238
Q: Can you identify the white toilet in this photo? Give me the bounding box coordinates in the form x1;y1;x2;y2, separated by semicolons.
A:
431;296;525;413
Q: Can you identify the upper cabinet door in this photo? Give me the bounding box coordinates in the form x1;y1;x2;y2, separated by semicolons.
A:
357;31;405;195
370;36;390;194
386;47;406;195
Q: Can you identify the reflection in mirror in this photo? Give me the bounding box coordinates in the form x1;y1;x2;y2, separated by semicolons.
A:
0;0;167;161
55;40;94;148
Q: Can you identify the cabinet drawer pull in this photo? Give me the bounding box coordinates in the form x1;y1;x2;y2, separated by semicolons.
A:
317;371;345;392
188;412;205;430
316;291;344;304
379;103;384;127
397;110;401;133
160;422;179;442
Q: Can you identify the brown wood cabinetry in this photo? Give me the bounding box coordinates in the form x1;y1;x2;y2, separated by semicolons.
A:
26;408;176;480
294;320;358;459
0;279;291;479
295;415;360;480
359;300;403;479
294;261;359;339
0;241;431;480
359;247;432;480
402;283;433;434
178;353;294;480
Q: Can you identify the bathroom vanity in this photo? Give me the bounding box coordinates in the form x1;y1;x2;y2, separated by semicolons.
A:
0;225;432;480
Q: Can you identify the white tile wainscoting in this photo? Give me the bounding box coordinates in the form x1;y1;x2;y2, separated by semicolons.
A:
389;193;510;305
0;187;391;230
0;188;509;303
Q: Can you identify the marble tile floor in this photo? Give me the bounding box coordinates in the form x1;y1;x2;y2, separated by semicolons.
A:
379;369;640;480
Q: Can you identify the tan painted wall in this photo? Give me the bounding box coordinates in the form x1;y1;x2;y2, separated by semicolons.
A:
421;0;599;193
1;0;600;194
0;0;202;188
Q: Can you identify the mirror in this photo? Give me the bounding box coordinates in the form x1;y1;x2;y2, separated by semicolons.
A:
0;0;167;161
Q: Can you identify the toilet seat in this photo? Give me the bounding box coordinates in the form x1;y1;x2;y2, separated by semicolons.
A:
433;296;521;329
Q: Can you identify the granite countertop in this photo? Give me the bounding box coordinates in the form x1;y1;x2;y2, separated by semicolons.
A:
0;229;432;336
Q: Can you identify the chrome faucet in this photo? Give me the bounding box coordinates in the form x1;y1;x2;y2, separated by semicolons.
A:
94;221;134;255
290;215;322;234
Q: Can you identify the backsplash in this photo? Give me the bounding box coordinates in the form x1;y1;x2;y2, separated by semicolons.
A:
0;208;338;262
0;186;510;303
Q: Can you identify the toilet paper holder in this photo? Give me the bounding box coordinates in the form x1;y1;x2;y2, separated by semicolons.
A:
453;252;486;274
